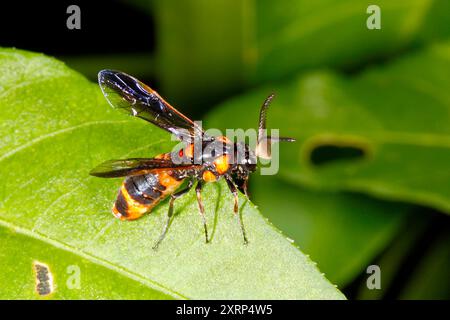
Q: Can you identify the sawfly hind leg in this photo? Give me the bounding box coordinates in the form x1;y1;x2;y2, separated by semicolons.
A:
152;179;194;250
225;175;249;245
195;181;210;244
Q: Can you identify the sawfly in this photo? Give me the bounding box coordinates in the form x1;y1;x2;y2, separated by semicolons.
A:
90;70;295;248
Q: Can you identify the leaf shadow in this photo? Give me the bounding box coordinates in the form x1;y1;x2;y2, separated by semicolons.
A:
208;182;222;242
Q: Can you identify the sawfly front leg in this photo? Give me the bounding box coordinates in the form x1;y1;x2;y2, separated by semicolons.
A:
153;179;194;250
241;176;250;199
225;175;248;245
195;181;209;243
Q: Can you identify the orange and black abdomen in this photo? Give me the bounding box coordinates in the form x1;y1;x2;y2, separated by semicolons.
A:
112;169;184;220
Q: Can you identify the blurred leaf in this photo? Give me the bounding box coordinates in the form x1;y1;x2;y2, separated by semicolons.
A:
152;0;450;109
206;42;450;214
63;53;156;82
356;213;431;299
250;174;409;287
152;0;247;111
0;48;344;299
251;0;450;83
398;230;450;299
416;0;450;41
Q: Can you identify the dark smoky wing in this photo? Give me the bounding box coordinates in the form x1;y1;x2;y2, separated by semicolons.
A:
89;158;186;178
98;70;205;141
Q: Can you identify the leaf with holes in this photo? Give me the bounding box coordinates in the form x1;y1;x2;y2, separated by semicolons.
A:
206;42;450;214
0;48;344;299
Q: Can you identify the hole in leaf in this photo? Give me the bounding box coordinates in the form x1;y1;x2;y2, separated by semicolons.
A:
310;144;366;166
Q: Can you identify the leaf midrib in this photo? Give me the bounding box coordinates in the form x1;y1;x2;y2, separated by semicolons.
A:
0;115;184;298
0;120;136;163
0;217;186;299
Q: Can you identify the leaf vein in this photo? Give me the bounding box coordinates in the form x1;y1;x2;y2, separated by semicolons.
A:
0;120;135;163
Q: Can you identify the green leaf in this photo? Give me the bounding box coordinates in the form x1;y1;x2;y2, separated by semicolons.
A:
152;0;450;108
206;42;450;214
250;0;449;83
398;225;450;299
356;213;432;300
0;226;174;299
153;0;247;110
250;174;410;287
0;48;344;299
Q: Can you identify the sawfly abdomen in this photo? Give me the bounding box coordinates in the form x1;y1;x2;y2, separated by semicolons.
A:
113;170;184;220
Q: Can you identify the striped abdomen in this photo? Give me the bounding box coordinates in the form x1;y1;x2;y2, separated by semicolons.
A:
112;170;184;220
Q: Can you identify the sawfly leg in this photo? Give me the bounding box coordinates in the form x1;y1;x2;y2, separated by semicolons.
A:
195;181;209;244
225;175;248;245
153;179;195;250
